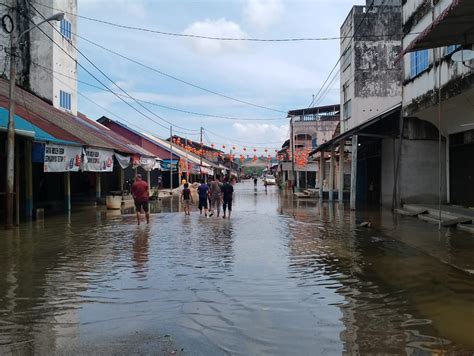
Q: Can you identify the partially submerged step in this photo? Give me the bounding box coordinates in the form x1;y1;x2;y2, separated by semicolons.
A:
418;214;441;224
457;224;474;234
441;217;472;227
395;208;428;217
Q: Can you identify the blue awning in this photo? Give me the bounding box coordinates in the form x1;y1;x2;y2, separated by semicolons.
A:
0;107;79;145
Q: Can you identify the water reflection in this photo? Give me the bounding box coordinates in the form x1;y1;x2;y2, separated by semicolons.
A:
0;184;473;355
132;227;150;280
283;199;474;354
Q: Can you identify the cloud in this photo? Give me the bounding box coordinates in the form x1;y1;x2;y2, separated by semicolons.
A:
243;0;283;29
232;122;288;145
183;18;248;55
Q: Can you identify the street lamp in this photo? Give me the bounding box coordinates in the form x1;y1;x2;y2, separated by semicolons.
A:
5;12;64;229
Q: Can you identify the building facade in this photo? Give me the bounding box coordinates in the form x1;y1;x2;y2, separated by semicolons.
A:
401;0;474;207
340;0;402;132
279;105;340;190
1;0;78;115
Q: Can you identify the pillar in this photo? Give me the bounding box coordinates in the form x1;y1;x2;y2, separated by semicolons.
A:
319;151;325;199
64;171;71;212
296;171;300;189
96;173;101;202
446;135;450;204
147;170;151;196
350;135;358;210
15;144;20;226
338;144;344;202
329;146;335;201
25;141;33;218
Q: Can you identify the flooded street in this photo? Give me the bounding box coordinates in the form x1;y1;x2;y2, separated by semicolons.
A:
1;181;474;355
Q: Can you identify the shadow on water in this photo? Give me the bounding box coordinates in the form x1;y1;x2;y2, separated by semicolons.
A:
0;181;473;354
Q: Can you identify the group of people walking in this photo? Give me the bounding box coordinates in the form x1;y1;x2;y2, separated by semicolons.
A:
130;174;235;225
182;176;234;219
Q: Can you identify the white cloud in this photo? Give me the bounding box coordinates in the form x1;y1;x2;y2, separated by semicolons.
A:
243;0;283;29
183;18;248;55
232;122;288;145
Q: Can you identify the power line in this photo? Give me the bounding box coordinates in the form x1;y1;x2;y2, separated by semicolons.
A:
29;60;287;122
204;127;284;146
27;2;198;135
75;34;287;114
30;1;413;42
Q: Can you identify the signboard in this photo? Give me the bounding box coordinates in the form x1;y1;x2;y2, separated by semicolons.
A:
82;147;114;172
161;159;178;172
44;144;82;172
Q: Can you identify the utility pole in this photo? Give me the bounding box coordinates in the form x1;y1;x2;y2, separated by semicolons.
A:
290;116;295;194
170;126;173;193
185;136;189;183
5;35;17;229
200;127;203;179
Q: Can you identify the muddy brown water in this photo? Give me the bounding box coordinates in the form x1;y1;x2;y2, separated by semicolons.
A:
1;181;474;355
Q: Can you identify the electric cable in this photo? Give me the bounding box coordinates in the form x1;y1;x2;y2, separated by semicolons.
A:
29;1;412;42
29;60;287;122
27;2;199;135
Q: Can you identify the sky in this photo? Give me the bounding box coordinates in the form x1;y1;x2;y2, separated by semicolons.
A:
76;0;365;154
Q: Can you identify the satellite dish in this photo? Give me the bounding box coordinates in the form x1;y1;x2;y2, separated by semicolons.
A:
451;49;474;62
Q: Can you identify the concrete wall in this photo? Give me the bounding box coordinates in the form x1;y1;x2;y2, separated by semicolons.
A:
381;138;447;206
0;0;77;114
340;4;402;133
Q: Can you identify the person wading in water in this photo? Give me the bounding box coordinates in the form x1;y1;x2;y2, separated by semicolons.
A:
131;174;150;225
209;176;222;217
221;177;234;219
181;183;193;215
197;179;209;217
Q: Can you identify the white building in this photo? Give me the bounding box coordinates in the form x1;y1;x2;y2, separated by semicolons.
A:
1;0;78;115
400;0;474;207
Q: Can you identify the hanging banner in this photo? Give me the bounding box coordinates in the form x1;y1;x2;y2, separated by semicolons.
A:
161;159;178;171
140;157;159;171
82;147;114;172
115;152;131;169
44;144;82;172
190;163;201;174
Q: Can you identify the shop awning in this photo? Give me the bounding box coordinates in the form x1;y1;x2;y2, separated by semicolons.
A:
399;0;474;58
0;107;80;145
309;105;402;156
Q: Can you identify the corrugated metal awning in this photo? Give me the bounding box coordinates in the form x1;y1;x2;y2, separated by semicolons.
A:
0;107;80;145
398;0;474;59
309;105;402;156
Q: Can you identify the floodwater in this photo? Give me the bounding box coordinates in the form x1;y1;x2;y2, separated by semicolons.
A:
1;181;474;355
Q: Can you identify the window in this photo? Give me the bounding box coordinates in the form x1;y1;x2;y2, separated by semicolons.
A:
343;81;350;102
342;46;352;70
343;99;352;120
60;19;72;40
59;90;72;111
446;44;461;56
410;49;429;78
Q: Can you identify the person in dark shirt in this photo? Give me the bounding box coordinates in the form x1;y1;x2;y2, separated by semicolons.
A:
181;183;193;215
131;174;149;225
221;177;234;219
197;179;209;217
